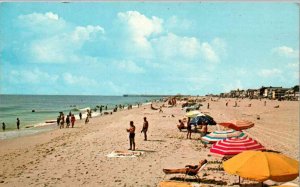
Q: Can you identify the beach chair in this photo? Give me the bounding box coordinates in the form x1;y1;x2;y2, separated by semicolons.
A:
162;162;207;183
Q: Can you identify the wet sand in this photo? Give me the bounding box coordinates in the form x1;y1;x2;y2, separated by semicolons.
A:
0;98;298;186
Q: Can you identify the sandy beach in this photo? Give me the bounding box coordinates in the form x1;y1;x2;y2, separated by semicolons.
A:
0;98;298;187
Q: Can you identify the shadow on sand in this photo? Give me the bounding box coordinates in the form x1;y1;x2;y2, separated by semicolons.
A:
147;139;166;142
134;149;156;153
169;177;227;185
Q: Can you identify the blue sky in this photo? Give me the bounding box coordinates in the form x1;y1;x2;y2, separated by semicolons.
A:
0;2;299;95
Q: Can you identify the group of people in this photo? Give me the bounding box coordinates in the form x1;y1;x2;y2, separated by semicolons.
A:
177;117;208;139
1;118;19;131
57;112;76;129
168;98;177;106
126;117;149;151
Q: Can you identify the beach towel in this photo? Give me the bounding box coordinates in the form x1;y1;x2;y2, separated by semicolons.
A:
106;150;144;158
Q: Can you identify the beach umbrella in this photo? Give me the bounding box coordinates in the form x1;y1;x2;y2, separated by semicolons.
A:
190;115;217;126
210;137;265;158
223;151;299;182
201;130;247;144
218;120;254;131
185;111;203;118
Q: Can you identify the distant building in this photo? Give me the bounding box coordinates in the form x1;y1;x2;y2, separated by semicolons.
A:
246;89;259;99
259;86;283;99
271;88;289;99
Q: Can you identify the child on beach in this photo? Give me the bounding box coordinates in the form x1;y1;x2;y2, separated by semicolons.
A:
127;121;136;151
2;122;5;131
177;119;185;131
16;118;20;130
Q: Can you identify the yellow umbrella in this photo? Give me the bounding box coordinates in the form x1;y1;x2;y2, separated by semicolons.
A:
185;110;203;118
223;151;299;182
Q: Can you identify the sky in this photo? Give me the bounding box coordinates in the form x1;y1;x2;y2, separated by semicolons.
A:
0;2;299;95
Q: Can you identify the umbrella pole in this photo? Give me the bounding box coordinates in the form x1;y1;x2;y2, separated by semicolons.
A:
238;176;240;185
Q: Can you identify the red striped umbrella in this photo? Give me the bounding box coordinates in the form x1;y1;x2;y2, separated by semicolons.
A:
218;120;254;131
210;137;265;158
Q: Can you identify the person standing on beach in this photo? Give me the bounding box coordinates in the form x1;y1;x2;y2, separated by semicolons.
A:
141;117;149;141
207;103;210;109
186;117;192;139
60;114;65;129
66;115;70;128
127;121;136;151
71;114;76;128
16;118;20;130
57;116;60;126
85;115;89;124
79;112;82;120
2;122;5;131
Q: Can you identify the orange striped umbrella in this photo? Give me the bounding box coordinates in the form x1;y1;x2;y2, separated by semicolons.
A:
218;120;254;131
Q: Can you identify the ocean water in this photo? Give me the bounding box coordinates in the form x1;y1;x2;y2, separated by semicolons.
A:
0;95;162;139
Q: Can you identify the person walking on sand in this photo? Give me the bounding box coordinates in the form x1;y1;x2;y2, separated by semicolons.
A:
2;122;5;131
71;115;76;128
127;121;136;151
79;112;82;120
16;118;20;130
141;117;149;141
186;117;192;139
207;103;210;109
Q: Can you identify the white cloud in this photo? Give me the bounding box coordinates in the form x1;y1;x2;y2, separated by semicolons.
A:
117;11;163;53
9;68;59;84
258;68;282;77
116;60;145;74
70;25;105;43
272;46;299;58
63;73;98;87
151;33;224;64
18;12;67;35
201;42;219;63
29;25;104;64
151;33;201;60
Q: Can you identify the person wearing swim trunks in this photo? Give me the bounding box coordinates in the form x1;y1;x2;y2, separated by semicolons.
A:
127;121;136;151
141;117;149;141
186;117;192;139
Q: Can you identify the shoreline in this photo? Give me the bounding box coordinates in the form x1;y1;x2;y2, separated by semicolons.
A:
0;100;156;141
0;98;298;186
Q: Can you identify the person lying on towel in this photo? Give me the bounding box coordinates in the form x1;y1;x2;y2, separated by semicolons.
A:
163;159;207;175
